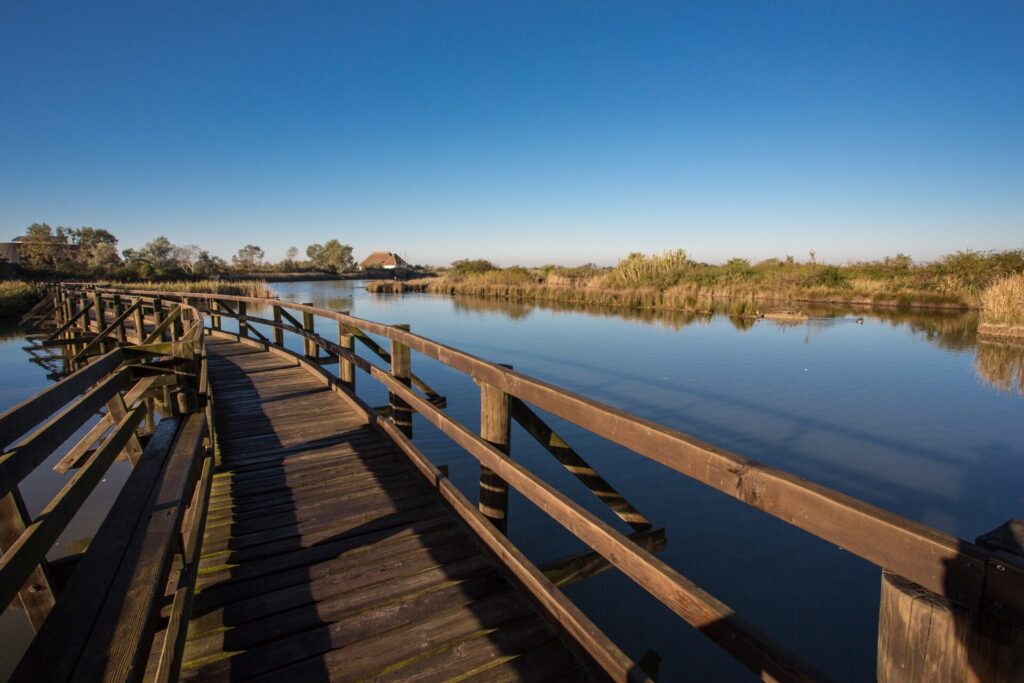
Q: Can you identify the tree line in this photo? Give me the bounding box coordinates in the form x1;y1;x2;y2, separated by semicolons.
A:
6;224;358;279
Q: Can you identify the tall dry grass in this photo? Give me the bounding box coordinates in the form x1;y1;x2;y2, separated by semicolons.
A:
605;250;690;288
979;273;1024;326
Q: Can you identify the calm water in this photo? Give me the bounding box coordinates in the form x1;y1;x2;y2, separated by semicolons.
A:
1;282;1021;681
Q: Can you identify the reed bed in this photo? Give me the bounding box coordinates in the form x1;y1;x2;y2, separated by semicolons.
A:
605;249;689;288
0;280;45;317
365;278;438;293
979;273;1024;326
372;276;969;315
110;279;273;297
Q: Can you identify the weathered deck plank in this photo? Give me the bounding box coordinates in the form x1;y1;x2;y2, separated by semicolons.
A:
179;337;586;682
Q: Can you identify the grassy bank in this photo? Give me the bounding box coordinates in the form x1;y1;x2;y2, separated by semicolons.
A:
110;279;273;297
367;250;1024;316
0;281;45;317
367;275;972;316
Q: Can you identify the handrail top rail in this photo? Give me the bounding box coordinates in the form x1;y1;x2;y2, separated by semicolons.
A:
66;284;1024;620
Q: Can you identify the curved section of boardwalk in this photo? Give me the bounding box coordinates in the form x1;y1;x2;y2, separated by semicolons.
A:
180;337;587;682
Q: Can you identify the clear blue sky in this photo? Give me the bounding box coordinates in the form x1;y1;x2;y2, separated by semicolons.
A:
1;2;1022;266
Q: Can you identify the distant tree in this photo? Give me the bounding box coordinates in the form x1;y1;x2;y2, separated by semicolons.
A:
285;246;299;261
136;236;177;270
70;227;118;248
172;244;202;274
193;250;226;276
233;244;265;270
85;242;122;272
319;240;354;273
306;243;325;269
20;223;56;268
20;223;67;269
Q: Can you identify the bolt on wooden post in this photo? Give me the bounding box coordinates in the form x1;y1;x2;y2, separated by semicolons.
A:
302;304;316;358
389;324;412;437
338;321;356;390
479;365;512;535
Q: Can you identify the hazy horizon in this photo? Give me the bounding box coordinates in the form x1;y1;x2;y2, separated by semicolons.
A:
2;2;1022;266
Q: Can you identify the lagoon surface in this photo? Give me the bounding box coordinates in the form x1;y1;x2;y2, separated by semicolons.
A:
1;281;1021;681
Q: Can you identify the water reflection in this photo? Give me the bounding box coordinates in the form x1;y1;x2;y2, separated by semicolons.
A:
445;293;1024;391
0;319;24;342
975;340;1024;394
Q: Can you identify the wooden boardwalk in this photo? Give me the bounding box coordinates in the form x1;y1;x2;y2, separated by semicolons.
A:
177;338;588;681
9;286;1024;682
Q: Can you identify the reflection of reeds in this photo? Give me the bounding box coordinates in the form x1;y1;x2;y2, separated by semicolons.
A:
448;291;713;331
980;273;1024;326
975;340;1024;394
111;279;273;297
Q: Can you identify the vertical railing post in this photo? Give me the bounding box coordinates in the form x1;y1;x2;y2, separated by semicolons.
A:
238;301;248;338
80;291;90;337
170;304;181;342
181;297;193;338
273;305;284;346
302;303;316;359
389;324;412;437
52;287;64;327
60;287;71;332
478;366;512;534
91;290;104;335
132;297;145;343
211;300;221;331
877;518;1024;683
154;300;165;341
111;294;126;343
338;321;355;390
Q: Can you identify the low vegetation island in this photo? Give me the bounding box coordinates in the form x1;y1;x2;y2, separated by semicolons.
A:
368;249;1024;332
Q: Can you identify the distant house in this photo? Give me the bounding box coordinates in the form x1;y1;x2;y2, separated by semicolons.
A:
359;251;410;271
0;236;24;264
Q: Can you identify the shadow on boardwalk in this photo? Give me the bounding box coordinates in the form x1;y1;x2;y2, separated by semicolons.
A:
177;338;585;681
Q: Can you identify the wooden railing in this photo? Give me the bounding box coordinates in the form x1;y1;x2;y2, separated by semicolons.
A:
5;284;1023;682
2;287;214;681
